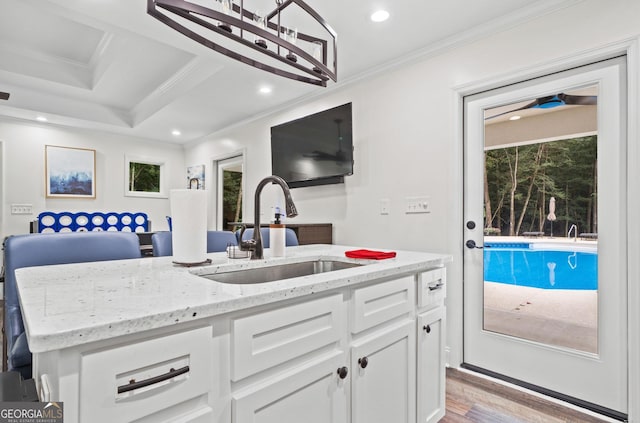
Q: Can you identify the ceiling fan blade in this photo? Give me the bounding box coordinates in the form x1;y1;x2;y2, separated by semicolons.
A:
485;92;597;120
559;93;597;106
0;91;9;100
484;100;538;120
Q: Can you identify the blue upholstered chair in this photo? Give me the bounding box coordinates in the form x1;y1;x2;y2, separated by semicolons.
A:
4;231;142;379
237;227;299;247
151;231;173;257
151;230;238;257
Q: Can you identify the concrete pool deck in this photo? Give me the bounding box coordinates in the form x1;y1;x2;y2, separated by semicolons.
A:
482;236;598;353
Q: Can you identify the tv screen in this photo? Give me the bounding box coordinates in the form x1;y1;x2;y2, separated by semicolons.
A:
271;103;353;188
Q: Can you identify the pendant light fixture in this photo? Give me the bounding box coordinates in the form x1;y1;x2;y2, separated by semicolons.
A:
147;0;337;86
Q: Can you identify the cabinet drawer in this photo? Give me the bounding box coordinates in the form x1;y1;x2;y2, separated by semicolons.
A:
232;294;344;381
80;326;213;423
351;276;414;333
417;268;446;310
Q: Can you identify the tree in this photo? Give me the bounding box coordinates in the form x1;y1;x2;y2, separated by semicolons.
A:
129;162;160;193
484;136;597;236
223;170;243;230
515;143;545;235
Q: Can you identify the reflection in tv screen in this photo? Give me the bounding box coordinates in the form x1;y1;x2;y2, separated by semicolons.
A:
271;103;353;188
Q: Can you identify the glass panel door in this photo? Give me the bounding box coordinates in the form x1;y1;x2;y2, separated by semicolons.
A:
217;155;243;231
482;101;599;353
463;58;627;417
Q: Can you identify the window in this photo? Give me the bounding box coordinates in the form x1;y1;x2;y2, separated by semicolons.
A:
125;155;167;198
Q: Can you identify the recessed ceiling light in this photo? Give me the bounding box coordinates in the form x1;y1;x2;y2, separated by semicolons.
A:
259;86;272;95
36;116;47;122
509;115;521;121
171;129;181;136
370;10;389;23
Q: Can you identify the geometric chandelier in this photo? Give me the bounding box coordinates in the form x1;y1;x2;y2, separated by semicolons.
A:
147;0;337;86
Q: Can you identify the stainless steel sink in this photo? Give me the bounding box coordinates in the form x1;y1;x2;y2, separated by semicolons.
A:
202;259;363;284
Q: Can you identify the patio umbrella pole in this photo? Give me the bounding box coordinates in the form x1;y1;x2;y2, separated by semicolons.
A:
547;197;557;239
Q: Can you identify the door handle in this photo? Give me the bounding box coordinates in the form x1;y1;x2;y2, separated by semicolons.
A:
466;240;483;249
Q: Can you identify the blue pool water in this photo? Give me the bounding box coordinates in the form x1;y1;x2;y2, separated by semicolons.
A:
483;243;598;290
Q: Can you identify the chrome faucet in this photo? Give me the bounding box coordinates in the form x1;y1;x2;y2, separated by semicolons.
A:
568;224;578;242
240;175;298;259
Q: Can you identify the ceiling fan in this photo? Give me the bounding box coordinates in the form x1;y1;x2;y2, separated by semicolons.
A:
304;119;348;162
485;93;597;120
0;91;9;101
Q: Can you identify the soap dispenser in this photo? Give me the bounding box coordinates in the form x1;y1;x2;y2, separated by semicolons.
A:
270;208;286;257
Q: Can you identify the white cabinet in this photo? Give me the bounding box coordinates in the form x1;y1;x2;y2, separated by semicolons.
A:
351;320;416;423
33;268;447;423
351;276;415;333
230;294;348;423
231;294;344;381
417;268;446;310
33;325;215;423
232;351;348;423
350;276;416;423
80;326;214;423
417;307;446;423
230;276;420;423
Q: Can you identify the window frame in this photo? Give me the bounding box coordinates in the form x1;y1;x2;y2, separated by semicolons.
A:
124;155;168;198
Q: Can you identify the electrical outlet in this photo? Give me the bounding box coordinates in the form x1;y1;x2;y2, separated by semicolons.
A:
405;196;430;214
11;204;33;215
379;199;390;215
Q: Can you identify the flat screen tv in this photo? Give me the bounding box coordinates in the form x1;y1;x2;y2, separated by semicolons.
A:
271;103;353;188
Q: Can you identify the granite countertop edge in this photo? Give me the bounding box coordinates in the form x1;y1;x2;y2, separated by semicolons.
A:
16;244;452;353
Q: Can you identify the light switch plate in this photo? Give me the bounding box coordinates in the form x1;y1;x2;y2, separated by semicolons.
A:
379;199;390;215
405;196;430;214
11;204;33;215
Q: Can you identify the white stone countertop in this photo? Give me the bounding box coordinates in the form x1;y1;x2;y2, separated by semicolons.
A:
16;244;452;353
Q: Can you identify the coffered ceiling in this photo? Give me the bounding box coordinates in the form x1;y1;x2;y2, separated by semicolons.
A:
0;0;576;143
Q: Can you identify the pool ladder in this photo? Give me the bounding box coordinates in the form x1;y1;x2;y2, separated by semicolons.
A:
568;224;578;242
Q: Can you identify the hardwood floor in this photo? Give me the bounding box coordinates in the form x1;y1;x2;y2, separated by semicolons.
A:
443;368;612;423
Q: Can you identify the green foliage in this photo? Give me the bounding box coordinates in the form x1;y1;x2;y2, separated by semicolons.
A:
129;162;160;193
223;170;243;230
485;136;597;235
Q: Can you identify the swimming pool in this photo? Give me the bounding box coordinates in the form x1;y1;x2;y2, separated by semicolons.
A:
483;242;598;290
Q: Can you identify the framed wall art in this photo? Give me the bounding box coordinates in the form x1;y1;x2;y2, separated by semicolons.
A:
45;145;96;198
187;164;205;189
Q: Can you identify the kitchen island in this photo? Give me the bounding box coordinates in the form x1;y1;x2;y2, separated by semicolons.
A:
17;244;451;423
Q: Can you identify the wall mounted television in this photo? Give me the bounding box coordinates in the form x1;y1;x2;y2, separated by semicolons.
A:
271;102;353;188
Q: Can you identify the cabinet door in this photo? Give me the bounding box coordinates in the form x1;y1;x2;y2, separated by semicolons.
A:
417;307;446;423
351;320;416;423
232;350;348;423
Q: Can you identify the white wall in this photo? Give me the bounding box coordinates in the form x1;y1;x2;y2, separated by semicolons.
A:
0;118;185;237
185;0;640;402
187;1;640;249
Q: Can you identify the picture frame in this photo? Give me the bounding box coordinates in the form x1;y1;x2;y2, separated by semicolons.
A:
124;155;168;198
45;145;96;198
187;164;205;189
